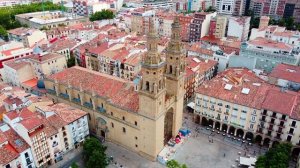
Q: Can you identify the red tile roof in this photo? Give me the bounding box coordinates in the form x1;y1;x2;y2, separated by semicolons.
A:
47;66;139;112
0;130;7;145
3;96;23;107
262;88;298;116
269;64;300;83
20;115;43;131
248;37;293;51
28;52;64;63
196;68;270;109
0;144;19;165
3;59;31;70
41;103;87;124
5;108;33;121
0;126;30;165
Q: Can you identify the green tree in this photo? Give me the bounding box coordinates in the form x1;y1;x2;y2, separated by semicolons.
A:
0;2;63;32
67;53;76;68
204;6;216;12
71;162;79;168
89;10;115;21
166;159;188;168
256;142;292;168
83;138;108;168
0;25;8;41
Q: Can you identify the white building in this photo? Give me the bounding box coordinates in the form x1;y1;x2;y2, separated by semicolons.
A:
73;0;111;16
227;16;250;41
215;0;235;15
8;27;47;48
3;60;35;87
0;124;36;168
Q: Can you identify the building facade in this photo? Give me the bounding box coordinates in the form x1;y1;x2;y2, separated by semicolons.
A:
44;17;186;161
189;12;217;42
227;16;250;41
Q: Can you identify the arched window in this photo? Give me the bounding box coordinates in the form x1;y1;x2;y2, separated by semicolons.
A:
146;81;150;91
169;65;173;74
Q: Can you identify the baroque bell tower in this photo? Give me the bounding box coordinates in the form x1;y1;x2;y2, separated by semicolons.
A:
138;18;167;160
164;16;186;138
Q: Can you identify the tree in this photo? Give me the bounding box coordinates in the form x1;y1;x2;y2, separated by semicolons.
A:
71;162;79;168
0;25;8;41
67;53;76;68
204;6;216;12
166;159;188;168
89;10;115;21
83;138;108;168
256;142;292;168
0;2;62;33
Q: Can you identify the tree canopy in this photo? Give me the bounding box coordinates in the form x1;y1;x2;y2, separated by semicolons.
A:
67;53;76;68
204;6;216;13
83;137;108;168
89;10;115;21
166;159;188;168
256;142;292;168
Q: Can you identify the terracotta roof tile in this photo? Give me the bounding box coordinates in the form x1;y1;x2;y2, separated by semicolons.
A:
196;68;270;109
269;64;300;83
47;66;139;112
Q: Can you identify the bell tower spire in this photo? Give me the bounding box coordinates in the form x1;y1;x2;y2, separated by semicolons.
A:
165;15;186;79
138;17;166;119
165;15;186;98
144;18;163;65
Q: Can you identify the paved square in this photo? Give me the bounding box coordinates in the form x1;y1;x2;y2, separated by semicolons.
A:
173;134;242;168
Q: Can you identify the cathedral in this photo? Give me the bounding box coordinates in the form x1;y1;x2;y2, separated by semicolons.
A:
45;16;186;160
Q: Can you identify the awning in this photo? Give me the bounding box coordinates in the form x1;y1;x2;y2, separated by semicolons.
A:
239;157;256;166
187;102;195;109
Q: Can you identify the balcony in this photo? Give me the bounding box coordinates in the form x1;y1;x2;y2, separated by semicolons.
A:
84;102;93;109
209;107;215;111
72;98;81;104
287;131;294;135
26;158;32;166
59;93;69;99
97;106;106;113
216;109;222;113
290;124;297;128
47;89;56;95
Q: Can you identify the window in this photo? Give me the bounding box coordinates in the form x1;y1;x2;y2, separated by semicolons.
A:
111;112;113;116
135;144;138;148
25;152;29;158
292;121;296;127
123;127;126;133
122;116;125;121
135;121;137;126
135;136;138;140
111;122;114;128
287;135;292;142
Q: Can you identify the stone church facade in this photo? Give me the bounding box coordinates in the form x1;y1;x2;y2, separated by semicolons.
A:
44;17;186;160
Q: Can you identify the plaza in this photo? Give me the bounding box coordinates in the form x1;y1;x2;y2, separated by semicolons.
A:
104;112;268;168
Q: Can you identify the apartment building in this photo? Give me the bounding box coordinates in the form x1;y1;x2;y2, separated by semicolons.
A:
130;8;155;36
3;60;35;87
194;68;300;148
215;0;236;15
2;102;89;167
28;52;67;79
227;16;250;41
73;0;111;16
185;56;217;103
268;63;300;91
8;27;47;48
178;14;193;42
189;12;217;42
0;124;35;168
239;37;300;72
194;68;269;142
214;16;227;38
